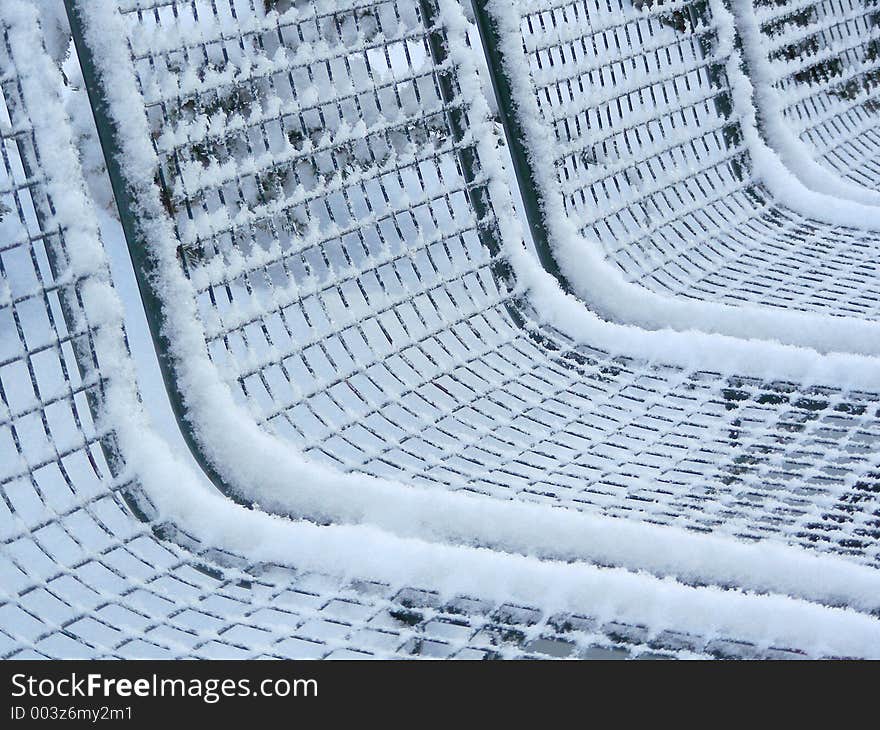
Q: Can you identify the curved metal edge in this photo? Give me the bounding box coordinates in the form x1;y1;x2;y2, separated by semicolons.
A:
62;0;234;505
470;0;571;290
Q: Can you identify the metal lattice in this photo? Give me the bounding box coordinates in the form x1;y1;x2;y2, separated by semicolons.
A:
3;0;880;658
72;0;880;568
755;0;880;189
506;0;880;318
0;0;722;661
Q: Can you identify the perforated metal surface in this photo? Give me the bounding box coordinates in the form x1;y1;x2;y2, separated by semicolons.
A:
89;0;880;567
513;0;880;318
0;0;707;661
4;0;880;659
756;0;880;188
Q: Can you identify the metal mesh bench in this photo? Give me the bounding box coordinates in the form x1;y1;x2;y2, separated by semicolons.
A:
486;0;880;327
1;0;719;661
3;0;880;658
746;0;880;193
63;0;880;566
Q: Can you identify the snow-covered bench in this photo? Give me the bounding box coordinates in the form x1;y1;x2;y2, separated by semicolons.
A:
67;0;880;562
741;0;880;198
483;0;880;352
2;0;677;661
2;0;880;658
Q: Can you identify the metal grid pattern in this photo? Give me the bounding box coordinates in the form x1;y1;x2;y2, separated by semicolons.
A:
756;0;880;189
99;0;880;569
516;0;880;318
0;1;706;661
